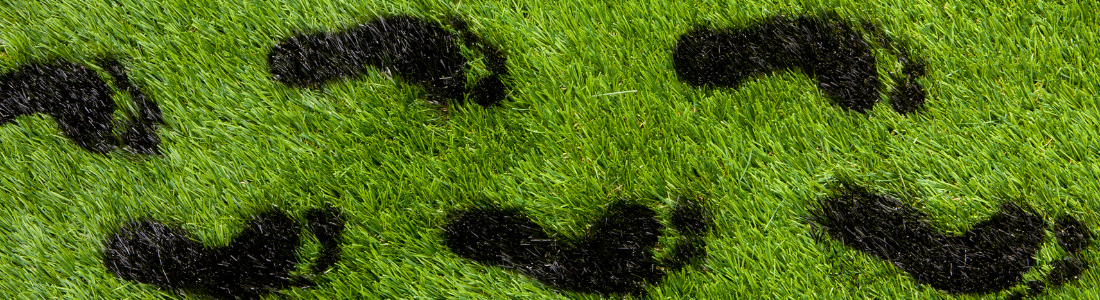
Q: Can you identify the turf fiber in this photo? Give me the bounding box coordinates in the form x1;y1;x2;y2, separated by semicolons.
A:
0;0;1097;299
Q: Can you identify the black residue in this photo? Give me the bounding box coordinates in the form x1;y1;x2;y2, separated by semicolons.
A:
888;48;928;115
669;198;710;235
673;15;928;114
1055;216;1094;255
99;59;164;154
888;78;926;115
304;205;345;275
103;207;346;299
655;195;708;270
863;21;929;115
809;183;1047;294
1010;216;1096;299
269;15;509;106
0;59;163;154
663;198;711;272
442;200;710;295
1046;256;1089;287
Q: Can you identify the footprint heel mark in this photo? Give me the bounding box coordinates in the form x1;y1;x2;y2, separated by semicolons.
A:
268;15;509;106
0;59;163;154
442;200;711;295
442;202;662;295
103;211;304;299
809;183;1049;294
102;220;206;292
1;61;117;153
673;15;880;112
103;207;347;299
673;15;928;114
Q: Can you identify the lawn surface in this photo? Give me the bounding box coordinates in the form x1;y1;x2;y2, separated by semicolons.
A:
0;0;1097;299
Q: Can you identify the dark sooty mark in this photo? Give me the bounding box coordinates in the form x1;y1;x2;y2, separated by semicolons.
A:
809;184;1047;294
99;59;164;154
269;16;509;106
888;54;927;115
103;208;345;299
103;211;304;299
304;205;345;275
673;15;928;114
0;59;163;154
442;200;710;295
1009;216;1096;299
1055;216;1093;255
888;78;925;115
663;199;711;271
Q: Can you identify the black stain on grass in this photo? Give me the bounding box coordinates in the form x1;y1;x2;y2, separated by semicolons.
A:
888;53;927;115
442;199;710;296
103;211;304;299
888;78;926;115
863;21;928;115
1008;216;1094;299
304;205;345;275
812;183;1096;297
1055;216;1094;255
99;59;164;154
673;15;928;114
662;198;711;271
809;183;1047;294
103;206;345;299
269;15;509;106
0;59;163;154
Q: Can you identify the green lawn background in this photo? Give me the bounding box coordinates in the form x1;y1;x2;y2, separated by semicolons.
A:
0;0;1096;299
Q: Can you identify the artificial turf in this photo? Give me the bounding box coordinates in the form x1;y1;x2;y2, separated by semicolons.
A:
0;0;1097;299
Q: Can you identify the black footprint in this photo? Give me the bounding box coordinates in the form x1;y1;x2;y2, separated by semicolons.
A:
102;206;345;299
673;15;926;114
0;59;163;154
810;183;1092;295
269;15;509;106
442;200;710;295
1007;215;1094;299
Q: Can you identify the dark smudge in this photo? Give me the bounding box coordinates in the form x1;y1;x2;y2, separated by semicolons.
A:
103;211;304;299
100;59;164;155
103;207;345;299
662;198;711;271
1055;216;1094;255
442;200;710;295
268;15;509;106
809;183;1047;294
673;15;928;114
1009;216;1094;299
888;78;926;115
304;205;345;275
888;49;928;115
0;59;163;154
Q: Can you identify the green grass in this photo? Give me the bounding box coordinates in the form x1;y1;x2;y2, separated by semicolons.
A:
0;0;1097;299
